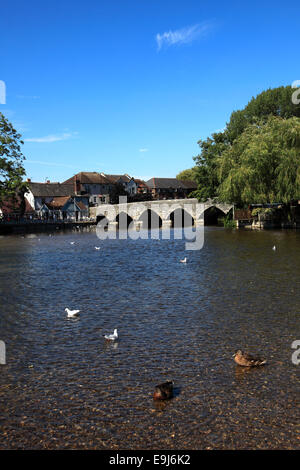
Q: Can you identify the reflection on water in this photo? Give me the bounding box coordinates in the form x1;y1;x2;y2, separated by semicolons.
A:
0;228;299;449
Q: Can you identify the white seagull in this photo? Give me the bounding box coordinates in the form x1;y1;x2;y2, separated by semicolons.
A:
95;246;101;250
104;328;118;341
180;257;187;263
70;241;75;245
272;245;276;251
65;308;80;318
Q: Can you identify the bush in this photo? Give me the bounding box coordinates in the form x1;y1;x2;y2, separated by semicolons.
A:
222;214;236;228
251;207;274;219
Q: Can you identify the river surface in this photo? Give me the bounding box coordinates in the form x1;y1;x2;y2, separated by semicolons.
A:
0;227;299;449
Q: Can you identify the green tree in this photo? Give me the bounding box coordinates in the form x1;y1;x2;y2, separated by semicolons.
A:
226;86;300;142
0;112;26;204
217;116;300;205
176;167;198;182
192;85;300;202
192;131;229;201
109;182;128;204
176;166;198;182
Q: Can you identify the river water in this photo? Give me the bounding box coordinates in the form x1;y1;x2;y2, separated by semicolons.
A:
0;228;299;449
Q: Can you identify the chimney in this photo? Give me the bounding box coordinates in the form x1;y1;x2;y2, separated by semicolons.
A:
27;178;31;182
46;180;50;184
74;175;77;196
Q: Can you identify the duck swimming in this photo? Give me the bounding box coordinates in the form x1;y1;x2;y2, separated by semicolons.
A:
233;349;266;367
153;381;174;400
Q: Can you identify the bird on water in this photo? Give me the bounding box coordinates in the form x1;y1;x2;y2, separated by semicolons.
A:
233;350;267;367
153;381;174;400
104;328;118;341
65;308;80;318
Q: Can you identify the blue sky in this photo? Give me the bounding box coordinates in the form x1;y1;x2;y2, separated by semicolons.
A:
1;0;299;182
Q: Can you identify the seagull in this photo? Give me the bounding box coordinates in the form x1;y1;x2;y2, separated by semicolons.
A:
180;257;187;263
95;246;100;250
70;241;75;245
65;308;80;318
272;245;276;251
104;328;118;341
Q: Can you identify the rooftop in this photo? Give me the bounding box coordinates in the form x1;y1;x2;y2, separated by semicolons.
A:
26;182;76;197
146;178;197;190
104;174;132;184
63;172;111;185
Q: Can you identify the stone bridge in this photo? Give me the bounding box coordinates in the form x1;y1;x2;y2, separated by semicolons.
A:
92;198;233;229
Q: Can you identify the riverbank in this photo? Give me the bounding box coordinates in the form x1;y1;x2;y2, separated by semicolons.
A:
0;220;97;235
236;219;300;230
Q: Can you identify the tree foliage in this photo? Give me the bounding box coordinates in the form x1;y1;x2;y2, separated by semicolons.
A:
190;86;300;205
109;182;128;204
192;131;229;200
0;112;26;204
176;167;198;182
218;116;300;205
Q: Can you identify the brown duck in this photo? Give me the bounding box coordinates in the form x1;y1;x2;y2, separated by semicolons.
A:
233;350;267;367
153;381;174;400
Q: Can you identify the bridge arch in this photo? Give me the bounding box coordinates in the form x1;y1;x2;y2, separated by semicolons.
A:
116;212;133;229
96;213;106;223
164;203;194;221
203;205;228;225
169;208;195;227
96;213;109;230
139;209;162;229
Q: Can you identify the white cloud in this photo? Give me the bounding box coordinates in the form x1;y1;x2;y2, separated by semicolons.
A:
24;132;76;143
139;148;149;153
155;22;213;51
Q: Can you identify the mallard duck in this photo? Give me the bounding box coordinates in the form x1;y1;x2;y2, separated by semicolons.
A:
233;349;266;367
153;381;174;400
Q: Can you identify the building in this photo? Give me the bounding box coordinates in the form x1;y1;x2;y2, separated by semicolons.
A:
134;179;151;195
24;180;89;221
145;178;197;200
45;196;89;221
103;174;138;196
63;172;113;205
